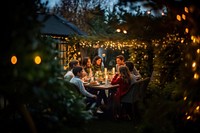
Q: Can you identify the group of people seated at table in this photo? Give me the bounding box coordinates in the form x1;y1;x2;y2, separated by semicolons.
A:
63;54;142;118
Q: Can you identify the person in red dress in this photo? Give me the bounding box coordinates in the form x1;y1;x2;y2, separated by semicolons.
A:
111;65;132;119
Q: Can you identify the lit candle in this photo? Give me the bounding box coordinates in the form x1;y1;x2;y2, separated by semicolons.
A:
112;67;115;75
105;75;108;85
91;77;94;82
104;68;107;75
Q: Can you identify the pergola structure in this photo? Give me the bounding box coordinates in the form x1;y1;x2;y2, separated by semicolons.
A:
37;13;87;70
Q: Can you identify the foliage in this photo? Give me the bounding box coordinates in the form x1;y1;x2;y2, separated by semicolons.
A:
0;0;93;133
42;1;200;133
128;40;153;78
137;77;200;133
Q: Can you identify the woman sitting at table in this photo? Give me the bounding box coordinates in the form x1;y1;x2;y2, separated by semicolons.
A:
111;65;132;119
92;55;103;72
82;57;93;81
91;55;108;107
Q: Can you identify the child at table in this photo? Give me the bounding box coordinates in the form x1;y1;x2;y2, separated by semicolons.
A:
110;65;132;119
70;66;97;109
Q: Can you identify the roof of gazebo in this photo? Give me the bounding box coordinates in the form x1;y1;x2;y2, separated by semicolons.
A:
37;13;87;36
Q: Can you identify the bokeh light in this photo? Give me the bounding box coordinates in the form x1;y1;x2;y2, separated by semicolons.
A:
11;55;17;64
34;56;42;64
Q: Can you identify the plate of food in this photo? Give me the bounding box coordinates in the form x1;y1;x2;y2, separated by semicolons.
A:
89;81;100;86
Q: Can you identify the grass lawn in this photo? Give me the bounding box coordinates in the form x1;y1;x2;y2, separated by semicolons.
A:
66;112;139;133
74;110;139;133
84;119;138;133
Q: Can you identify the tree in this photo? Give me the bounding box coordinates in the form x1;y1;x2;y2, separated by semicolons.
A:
0;0;92;132
131;1;200;132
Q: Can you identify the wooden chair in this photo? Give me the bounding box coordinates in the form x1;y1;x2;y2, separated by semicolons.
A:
121;77;150;121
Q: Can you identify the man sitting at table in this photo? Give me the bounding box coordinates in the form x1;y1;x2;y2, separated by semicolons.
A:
70;66;103;113
125;61;142;81
115;55;125;73
64;60;80;81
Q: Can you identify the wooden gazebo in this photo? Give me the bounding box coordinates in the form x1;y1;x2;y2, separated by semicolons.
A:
37;13;87;70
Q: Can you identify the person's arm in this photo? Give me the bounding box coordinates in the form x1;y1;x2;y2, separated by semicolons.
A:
111;74;120;85
133;66;142;80
131;74;137;84
76;80;96;98
64;71;74;81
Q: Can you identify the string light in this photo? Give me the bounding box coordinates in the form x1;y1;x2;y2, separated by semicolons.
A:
176;15;181;21
34;56;42;64
184;7;189;13
185;28;189;33
11;55;17;64
186;115;191;120
116;29;121;32
123;30;127;34
184;96;187;101
197;49;200;54
194;73;199;79
192;61;197;69
196;106;199;111
147;10;151;15
182;14;186;20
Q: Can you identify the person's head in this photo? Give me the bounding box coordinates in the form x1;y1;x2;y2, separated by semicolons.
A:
72;66;84;78
69;60;79;70
82;57;92;68
92;56;102;66
116;55;125;66
125;61;135;72
119;65;131;84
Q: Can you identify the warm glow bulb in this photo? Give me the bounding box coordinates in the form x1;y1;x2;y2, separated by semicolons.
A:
196;106;199;111
34;56;41;64
186;116;191;120
176;15;181;21
184;7;189;13
184;96;187;101
63;66;67;70
194;73;199;79
123;30;127;34
185;28;189;33
197;49;200;54
11;55;17;64
182;14;186;20
116;29;121;32
191;36;194;40
192;62;196;68
193;39;196;43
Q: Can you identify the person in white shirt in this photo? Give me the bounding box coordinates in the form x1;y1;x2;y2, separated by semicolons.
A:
70;66;97;109
64;60;80;81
